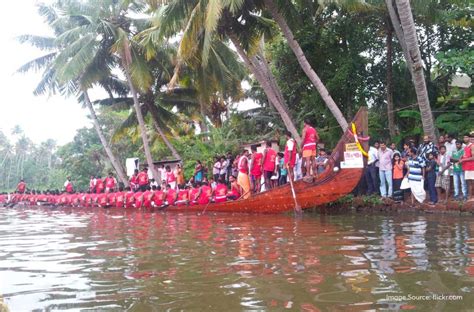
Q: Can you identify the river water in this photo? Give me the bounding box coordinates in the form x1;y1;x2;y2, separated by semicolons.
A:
0;207;473;311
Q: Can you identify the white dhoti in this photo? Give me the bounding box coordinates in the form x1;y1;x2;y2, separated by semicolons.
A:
409;179;426;203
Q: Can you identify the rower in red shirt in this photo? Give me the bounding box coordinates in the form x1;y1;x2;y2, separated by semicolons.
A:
175;185;189;206
104;172;117;193
198;182;212;205
95;176;105;194
142;186;154;209
189;184;200;205
124;187;135;208
214;179;228;203
134;190;144;208
301;119;319;177
16;179;27;194
152;186;164;208
97;192;109;208
250;145;263;193
228;175;240;200
137;168;150;192
165;184;177;206
115;187;125;208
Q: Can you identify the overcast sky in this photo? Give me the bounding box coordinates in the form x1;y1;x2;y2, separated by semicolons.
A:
0;0;89;145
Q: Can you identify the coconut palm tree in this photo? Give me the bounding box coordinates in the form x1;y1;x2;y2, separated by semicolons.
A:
388;0;436;141
18;1;130;185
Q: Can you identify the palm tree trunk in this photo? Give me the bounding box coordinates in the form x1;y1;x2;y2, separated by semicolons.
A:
394;0;436;142
144;101;182;160
386;23;397;140
123;69;159;180
385;0;413;76
264;0;348;131
229;34;302;144
83;91;129;186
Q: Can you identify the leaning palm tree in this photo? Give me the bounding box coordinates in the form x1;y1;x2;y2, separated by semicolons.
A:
142;0;303;142
262;0;349;130
17;2;130;185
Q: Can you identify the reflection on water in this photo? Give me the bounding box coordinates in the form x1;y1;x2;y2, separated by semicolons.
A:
0;207;474;311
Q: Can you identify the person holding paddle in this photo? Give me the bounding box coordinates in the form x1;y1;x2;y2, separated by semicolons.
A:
284;131;302;214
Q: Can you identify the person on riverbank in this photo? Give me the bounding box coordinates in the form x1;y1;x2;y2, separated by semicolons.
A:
425;152;438;204
365;141;379;195
461;132;474;201
418;135;438;162
194;160;203;183
452;140;468;201
435;145;451;202
176;164;185;187
237;150;251;199
392;154;404;192
301;119;319;177
212;157;221;183
16;179;26;194
378;142;393;198
406;147;426;204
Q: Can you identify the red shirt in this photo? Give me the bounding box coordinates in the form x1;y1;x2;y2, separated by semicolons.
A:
125;192;135;208
238;156;249;174
134;192;143;208
176;190;188;205
153;191;164;207
166;171;176;184
189;188;200;204
105;177;116;190
462;143;474;171
142;190;154;208
250;153;263;176
198;185;212;205
263;148;277;172
214;184;228;203
98;193;108;207
96;179;105;193
229;183;240;199
137;172;149;186
115;192;125;208
303;125;318;151
284;138;297;167
166;189;176;205
17;182;26;193
65;181;74;193
129;175;138;189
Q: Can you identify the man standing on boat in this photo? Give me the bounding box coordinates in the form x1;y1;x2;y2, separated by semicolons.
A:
237;150;251;199
460;132;474;201
250;145;263;193
262;141;277;191
16;179;26;194
64;177;74;194
284;131;297;179
104;172;117;193
301;119;319;177
137;167;150;192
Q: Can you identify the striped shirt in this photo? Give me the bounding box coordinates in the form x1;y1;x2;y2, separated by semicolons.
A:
407;156;425;181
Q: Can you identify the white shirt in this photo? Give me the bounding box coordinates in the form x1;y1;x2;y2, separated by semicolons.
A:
64;180;71;187
286;139;295;151
220;160;228;175
213;161;221;175
444;139;456;157
368;146;379;165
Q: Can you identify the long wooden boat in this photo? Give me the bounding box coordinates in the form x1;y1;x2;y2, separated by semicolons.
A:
5;107;368;214
164;107;369;214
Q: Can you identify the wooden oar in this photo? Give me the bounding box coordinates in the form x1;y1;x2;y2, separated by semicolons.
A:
287;169;302;214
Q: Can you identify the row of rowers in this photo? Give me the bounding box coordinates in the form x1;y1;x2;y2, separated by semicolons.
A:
2;178;242;208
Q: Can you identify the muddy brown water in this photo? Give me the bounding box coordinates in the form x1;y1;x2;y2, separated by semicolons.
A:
0;206;473;311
